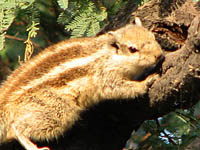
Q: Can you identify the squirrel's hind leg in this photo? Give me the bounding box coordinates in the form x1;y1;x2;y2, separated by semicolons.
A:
11;124;50;150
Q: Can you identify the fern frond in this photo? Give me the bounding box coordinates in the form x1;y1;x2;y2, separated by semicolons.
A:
27;21;39;38
0;3;16;50
0;33;6;50
66;13;90;37
22;2;40;25
0;9;15;32
57;0;68;10
65;13;86;30
64;0;107;38
87;21;100;37
24;19;39;62
71;21;90;38
58;11;74;25
96;9;107;22
17;0;35;9
0;0;36;50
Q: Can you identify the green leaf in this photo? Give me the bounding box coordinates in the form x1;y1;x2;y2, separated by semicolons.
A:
63;0;106;38
57;0;68;10
27;21;39;38
17;0;35;9
87;21;100;37
0;33;6;50
0;8;15;50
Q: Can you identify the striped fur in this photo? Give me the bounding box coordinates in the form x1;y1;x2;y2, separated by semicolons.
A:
0;21;163;150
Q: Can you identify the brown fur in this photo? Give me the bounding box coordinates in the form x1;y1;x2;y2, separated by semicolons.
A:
0;19;163;150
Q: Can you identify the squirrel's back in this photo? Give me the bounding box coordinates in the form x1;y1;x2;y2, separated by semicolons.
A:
0;18;163;150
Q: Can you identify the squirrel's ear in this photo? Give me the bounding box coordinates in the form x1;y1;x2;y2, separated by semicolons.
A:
135;17;142;26
108;31;114;35
108;31;120;40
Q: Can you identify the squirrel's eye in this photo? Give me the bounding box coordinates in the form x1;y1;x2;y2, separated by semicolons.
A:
129;46;138;53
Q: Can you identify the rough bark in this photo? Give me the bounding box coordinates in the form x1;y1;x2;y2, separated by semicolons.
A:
0;0;200;150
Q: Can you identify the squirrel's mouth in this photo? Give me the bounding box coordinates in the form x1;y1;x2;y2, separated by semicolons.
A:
132;55;165;81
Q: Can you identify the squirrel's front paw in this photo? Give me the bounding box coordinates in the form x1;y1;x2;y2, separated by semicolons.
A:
136;74;160;95
145;73;160;87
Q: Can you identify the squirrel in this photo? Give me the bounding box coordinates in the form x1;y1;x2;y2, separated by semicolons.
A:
0;18;163;150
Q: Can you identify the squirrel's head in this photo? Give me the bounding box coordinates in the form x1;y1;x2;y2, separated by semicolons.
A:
104;18;164;80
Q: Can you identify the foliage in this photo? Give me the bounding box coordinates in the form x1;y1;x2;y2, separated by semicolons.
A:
57;0;68;10
24;21;39;62
0;0;16;50
126;105;200;150
0;0;132;67
0;0;130;53
58;0;107;38
0;0;36;51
